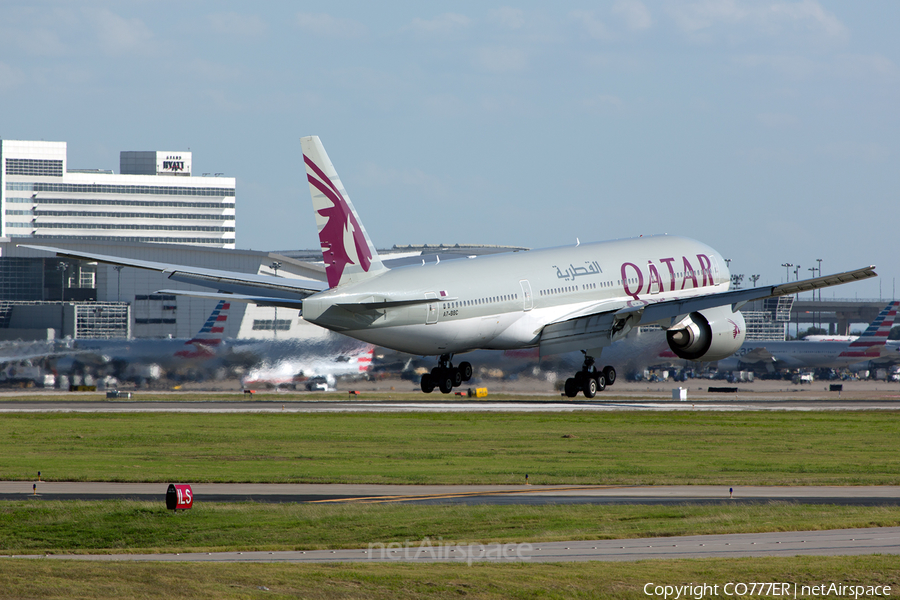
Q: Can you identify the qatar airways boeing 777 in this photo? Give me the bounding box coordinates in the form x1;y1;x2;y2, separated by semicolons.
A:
23;136;877;396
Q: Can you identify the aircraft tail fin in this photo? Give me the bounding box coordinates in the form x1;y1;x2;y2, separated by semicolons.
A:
357;345;375;373
838;301;899;358
301;136;386;289
847;301;899;349
175;300;231;358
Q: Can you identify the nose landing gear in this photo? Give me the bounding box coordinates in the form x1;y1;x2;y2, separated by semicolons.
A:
564;354;616;398
421;354;473;394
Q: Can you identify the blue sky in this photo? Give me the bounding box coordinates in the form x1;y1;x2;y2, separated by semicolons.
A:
1;1;897;299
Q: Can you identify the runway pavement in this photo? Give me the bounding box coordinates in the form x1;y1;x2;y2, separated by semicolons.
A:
10;527;900;563
2;398;900;413
4;482;899;506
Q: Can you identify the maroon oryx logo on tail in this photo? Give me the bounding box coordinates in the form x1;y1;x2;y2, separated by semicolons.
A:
305;155;373;288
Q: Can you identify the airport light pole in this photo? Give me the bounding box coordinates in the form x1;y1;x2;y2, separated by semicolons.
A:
114;265;124;302
808;266;819;331
793;265;802;338
781;263;793;284
270;261;282;339
816;259;822;302
57;262;67;302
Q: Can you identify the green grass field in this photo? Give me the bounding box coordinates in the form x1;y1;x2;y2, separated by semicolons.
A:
2;556;899;600
1;410;898;485
2;501;900;555
3;408;899;598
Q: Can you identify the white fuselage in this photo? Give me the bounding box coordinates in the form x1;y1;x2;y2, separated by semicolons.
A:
719;340;896;371
302;235;731;356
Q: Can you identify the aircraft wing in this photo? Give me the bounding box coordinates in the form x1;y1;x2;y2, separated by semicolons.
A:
19;245;328;303
540;265;876;356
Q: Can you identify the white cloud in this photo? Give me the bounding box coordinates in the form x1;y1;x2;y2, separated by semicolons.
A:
668;0;848;41
3;26;69;57
295;13;366;39
473;46;528;73
92;8;154;55
490;7;526;30
766;0;846;38
735;54;820;78
612;0;652;31
571;10;614;41
736;53;898;81
817;142;889;162
208;12;267;37
832;53;898;81
409;13;471;37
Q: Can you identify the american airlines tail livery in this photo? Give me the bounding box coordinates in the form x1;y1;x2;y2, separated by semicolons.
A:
22;136;877;397
174;299;231;360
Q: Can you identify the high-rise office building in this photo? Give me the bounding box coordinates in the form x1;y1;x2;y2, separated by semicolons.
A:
1;140;235;248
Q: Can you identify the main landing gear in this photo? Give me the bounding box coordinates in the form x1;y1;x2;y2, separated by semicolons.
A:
564;354;616;398
421;354;473;394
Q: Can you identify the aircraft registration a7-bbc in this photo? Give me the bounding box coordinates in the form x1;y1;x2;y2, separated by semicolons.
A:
23;137;877;397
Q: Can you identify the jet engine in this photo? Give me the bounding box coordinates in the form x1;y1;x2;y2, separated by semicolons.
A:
666;306;746;361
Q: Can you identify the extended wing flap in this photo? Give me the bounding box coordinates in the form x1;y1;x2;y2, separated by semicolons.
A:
540;312;619;356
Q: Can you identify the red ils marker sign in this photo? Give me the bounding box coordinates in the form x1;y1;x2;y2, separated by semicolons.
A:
166;484;193;511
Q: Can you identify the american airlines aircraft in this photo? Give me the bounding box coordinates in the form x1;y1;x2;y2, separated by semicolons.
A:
23;136;877;397
241;344;374;391
717;301;899;372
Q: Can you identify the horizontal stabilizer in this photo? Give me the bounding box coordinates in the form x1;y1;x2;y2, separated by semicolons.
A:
337;297;458;313
155;289;305;310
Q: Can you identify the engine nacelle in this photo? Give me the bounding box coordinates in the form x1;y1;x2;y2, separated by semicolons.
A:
666;306;746;361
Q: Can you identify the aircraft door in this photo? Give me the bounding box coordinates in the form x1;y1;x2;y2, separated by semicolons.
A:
425;292;438;324
519;280;533;311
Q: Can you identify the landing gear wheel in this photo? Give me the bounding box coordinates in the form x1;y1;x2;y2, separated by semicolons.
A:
438;374;454;394
602;366;616;386
583;377;598;398
421;373;435;394
458;361;473;382
451;368;463;387
595;374;606;392
564;378;579;398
